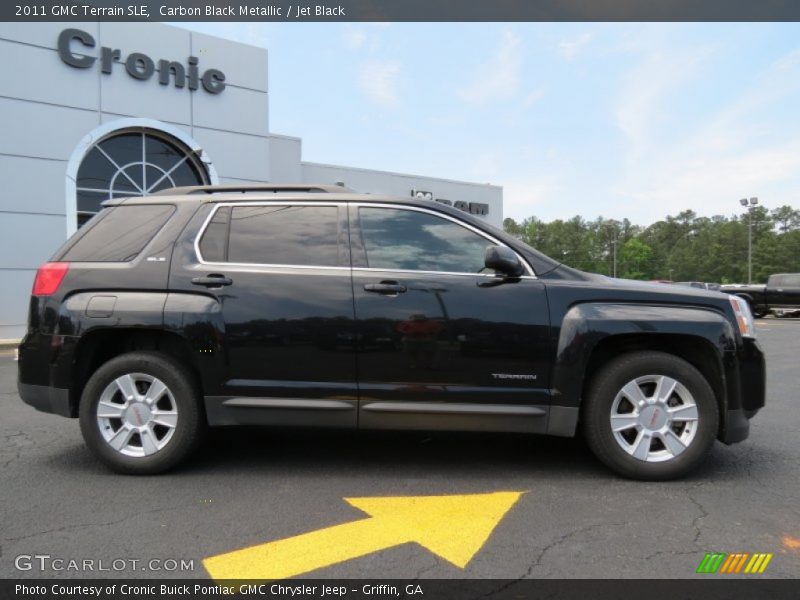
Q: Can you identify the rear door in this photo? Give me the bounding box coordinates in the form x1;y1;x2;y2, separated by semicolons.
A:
169;201;358;427
349;203;552;433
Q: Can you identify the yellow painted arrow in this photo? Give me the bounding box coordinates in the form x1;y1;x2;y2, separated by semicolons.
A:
203;491;523;580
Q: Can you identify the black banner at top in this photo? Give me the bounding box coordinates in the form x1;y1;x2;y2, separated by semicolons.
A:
3;0;800;22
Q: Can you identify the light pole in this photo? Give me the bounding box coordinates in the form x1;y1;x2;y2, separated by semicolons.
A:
739;197;758;284
612;238;617;278
608;224;618;278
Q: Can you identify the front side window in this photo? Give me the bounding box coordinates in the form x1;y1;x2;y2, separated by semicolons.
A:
199;205;340;267
358;207;493;273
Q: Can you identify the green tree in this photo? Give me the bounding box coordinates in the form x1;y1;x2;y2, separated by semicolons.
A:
771;205;800;233
618;238;654;280
502;205;799;283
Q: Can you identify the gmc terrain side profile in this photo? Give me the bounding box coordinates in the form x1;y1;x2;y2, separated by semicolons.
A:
18;185;766;479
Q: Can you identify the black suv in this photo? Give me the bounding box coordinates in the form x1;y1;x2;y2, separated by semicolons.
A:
18;185;766;479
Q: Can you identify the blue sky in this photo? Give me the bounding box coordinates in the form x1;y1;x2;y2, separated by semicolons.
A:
177;22;800;225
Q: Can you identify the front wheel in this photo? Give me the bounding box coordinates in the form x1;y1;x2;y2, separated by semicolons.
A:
582;351;718;480
79;352;204;474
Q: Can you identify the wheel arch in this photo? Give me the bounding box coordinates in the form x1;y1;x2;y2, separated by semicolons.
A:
580;334;725;435
70;328;202;417
549;302;737;440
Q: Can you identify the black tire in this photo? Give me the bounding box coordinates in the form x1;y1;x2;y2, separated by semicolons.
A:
582;351;718;481
79;351;205;474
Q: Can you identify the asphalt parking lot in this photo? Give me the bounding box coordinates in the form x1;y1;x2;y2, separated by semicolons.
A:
1;319;799;581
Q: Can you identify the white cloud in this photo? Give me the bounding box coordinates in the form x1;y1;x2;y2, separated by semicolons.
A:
615;47;714;155
358;59;402;107
610;45;800;222
472;152;501;177
502;176;564;221
342;26;367;50
458;30;522;105
523;89;545;107
612;142;800;223
341;23;390;52
558;32;592;60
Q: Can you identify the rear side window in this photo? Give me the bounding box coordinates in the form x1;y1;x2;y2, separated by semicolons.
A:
61;204;175;262
199;205;340;267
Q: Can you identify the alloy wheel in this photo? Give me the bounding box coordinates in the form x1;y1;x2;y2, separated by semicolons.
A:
609;374;699;462
95;373;179;457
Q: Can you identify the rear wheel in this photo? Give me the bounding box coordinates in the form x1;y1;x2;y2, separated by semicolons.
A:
582;351;718;480
79;352;204;474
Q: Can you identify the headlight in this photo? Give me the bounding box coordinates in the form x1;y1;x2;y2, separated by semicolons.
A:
729;295;756;338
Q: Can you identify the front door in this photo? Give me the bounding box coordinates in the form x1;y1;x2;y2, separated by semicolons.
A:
349;204;552;433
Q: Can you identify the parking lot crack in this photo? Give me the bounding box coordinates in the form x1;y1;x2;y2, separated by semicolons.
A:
409;556;439;583
687;493;708;547
4;505;184;544
470;521;625;599
525;521;627;577
643;548;698;561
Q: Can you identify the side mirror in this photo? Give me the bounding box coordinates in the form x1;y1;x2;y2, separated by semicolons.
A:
484;245;524;277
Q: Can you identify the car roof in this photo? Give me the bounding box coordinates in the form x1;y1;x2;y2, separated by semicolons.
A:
100;184;431;208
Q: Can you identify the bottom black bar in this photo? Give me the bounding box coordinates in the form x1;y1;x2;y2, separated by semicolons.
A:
2;579;799;600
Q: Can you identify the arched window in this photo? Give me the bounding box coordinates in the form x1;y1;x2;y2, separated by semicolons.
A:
72;126;211;227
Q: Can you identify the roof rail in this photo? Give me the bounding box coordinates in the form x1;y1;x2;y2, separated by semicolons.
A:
153;183;353;196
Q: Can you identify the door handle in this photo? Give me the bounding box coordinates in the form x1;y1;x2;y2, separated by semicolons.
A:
364;281;407;294
192;274;233;288
776;288;784;292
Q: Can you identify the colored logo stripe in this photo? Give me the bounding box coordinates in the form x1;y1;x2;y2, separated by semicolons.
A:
697;552;773;574
744;553;773;574
719;553;749;573
697;552;726;573
733;553;750;573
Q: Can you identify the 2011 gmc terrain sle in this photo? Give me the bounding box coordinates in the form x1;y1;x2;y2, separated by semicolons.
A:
17;185;766;479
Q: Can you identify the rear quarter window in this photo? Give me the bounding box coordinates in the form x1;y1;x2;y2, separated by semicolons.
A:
61;204;175;262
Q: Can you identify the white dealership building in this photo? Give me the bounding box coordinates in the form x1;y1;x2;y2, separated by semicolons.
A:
0;22;502;340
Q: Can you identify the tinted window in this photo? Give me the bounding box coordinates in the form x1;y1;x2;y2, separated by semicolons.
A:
779;274;800;287
223;205;339;266
61;205;175;262
198;206;231;262
359;207;492;273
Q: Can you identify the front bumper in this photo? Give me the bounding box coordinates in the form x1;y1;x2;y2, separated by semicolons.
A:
720;338;766;444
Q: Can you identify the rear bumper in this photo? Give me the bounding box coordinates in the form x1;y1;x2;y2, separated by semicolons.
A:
17;331;77;418
18;382;72;417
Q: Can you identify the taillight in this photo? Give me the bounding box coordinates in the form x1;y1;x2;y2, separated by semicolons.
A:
32;262;69;296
